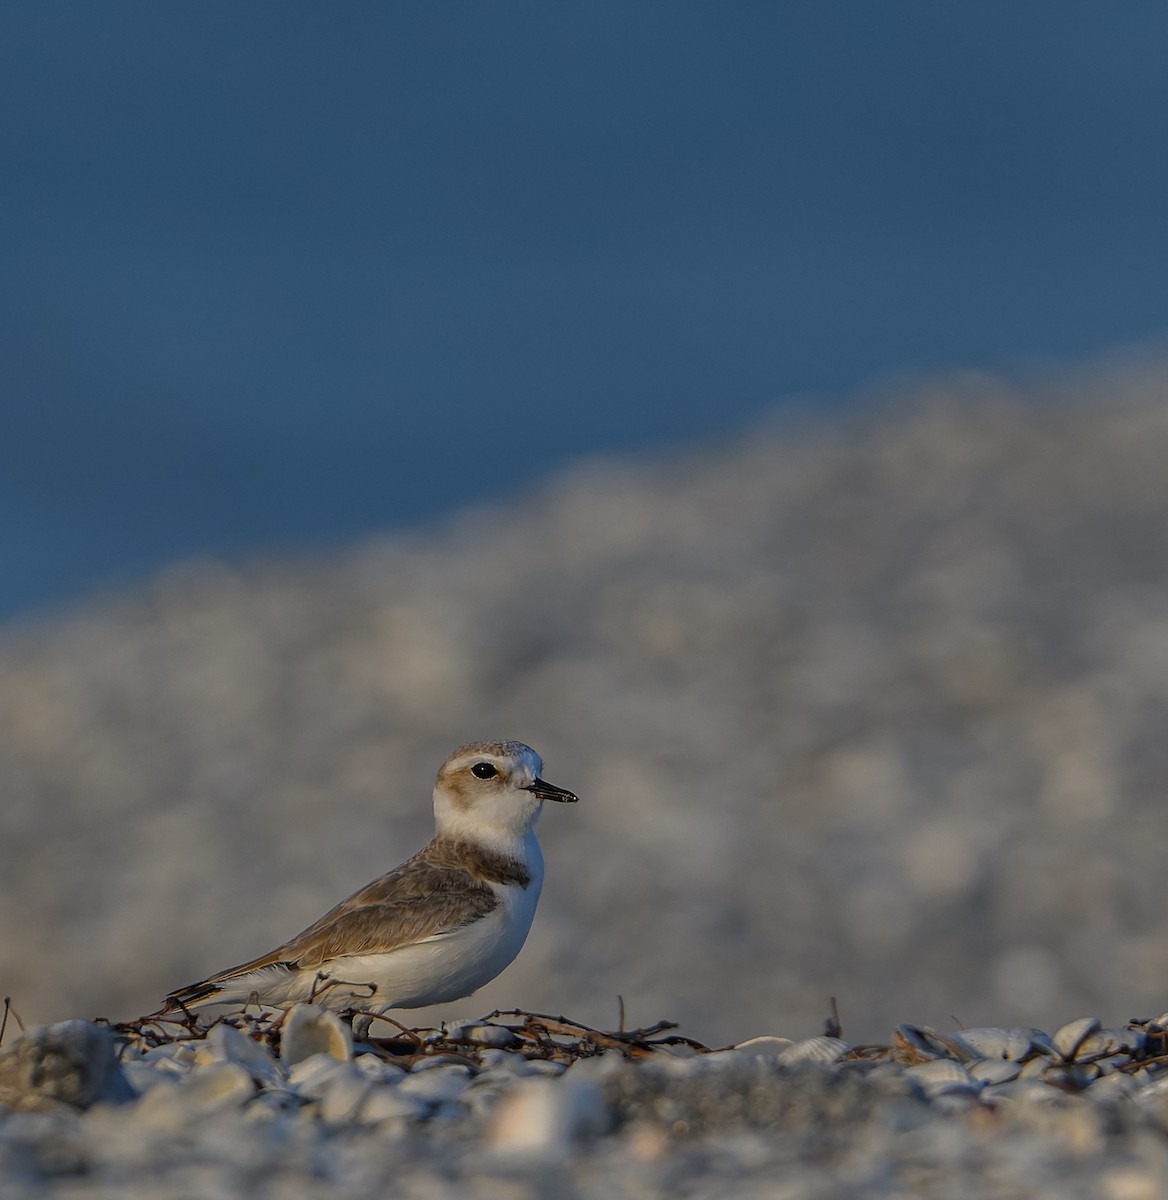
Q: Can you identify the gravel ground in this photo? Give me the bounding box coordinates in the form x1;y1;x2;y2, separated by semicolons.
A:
2;357;1168;1191
2;1006;1168;1199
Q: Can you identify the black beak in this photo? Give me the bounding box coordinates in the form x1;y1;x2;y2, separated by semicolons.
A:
525;777;579;804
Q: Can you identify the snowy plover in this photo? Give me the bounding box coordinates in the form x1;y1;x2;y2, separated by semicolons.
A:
164;741;577;1016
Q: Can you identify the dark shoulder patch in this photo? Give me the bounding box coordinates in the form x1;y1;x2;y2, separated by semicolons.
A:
469;848;532;888
425;836;532;888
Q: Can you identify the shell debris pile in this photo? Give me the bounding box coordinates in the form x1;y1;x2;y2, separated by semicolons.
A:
4;1004;1168;1197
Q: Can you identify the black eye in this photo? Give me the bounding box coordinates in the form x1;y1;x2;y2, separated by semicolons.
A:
471;762;498;780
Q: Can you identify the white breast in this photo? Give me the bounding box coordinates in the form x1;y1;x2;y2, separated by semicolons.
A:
323;831;546;1011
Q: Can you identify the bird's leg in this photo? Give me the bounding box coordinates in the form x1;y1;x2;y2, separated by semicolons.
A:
308;973;377;1004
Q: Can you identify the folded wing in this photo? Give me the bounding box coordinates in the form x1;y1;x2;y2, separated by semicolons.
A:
166;844;498;1007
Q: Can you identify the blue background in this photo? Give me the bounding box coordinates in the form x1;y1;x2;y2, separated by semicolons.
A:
3;2;1166;620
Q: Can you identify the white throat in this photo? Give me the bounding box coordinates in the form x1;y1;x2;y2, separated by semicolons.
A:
433;786;544;861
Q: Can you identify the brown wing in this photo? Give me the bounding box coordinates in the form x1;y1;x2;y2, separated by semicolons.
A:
200;841;499;983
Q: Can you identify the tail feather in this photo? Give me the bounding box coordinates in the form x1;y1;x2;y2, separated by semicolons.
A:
164;979;224;1011
162;956;300;1014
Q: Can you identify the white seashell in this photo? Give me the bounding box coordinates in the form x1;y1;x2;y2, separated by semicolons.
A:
121;1061;181;1096
142;1042;198;1068
904;1059;979;1097
930;1091;982;1115
524;1059;567;1077
287;1053;363;1100
410;1053;471;1072
488;1078;609;1159
777;1037;850;1066
1124;1067;1154;1090
649;1043;703;1062
566;1051;631;1083
1074;1028;1146;1063
360;1084;429;1124
398;1065;473;1104
136;1054;191;1080
241;1091;295;1123
0;1021;122;1112
280;1004;352;1066
729;1036;793;1058
464;1084;514;1120
950;1028;1033;1062
1089;1072;1138;1102
201;1024;286;1089
982;1079;1064;1105
1134;1073;1168;1107
319;1074;373;1123
469;1027;521;1048
352;1053;405;1083
641;1050;704;1077
432;1100;472;1123
1053;1017;1101;1060
893;1025;950;1061
1019;1056;1055;1079
446;1022;522;1049
1055;1063;1101;1087
967;1059;1021;1085
477;1049;535;1076
177;1062;255;1112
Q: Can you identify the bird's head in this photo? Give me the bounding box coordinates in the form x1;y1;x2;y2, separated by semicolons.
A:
433;740;577;848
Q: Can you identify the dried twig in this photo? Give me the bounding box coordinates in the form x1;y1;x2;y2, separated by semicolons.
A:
353;1010;424;1044
108;1000;709;1068
479;1008;701;1059
0;996;25;1045
824;996;842;1040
